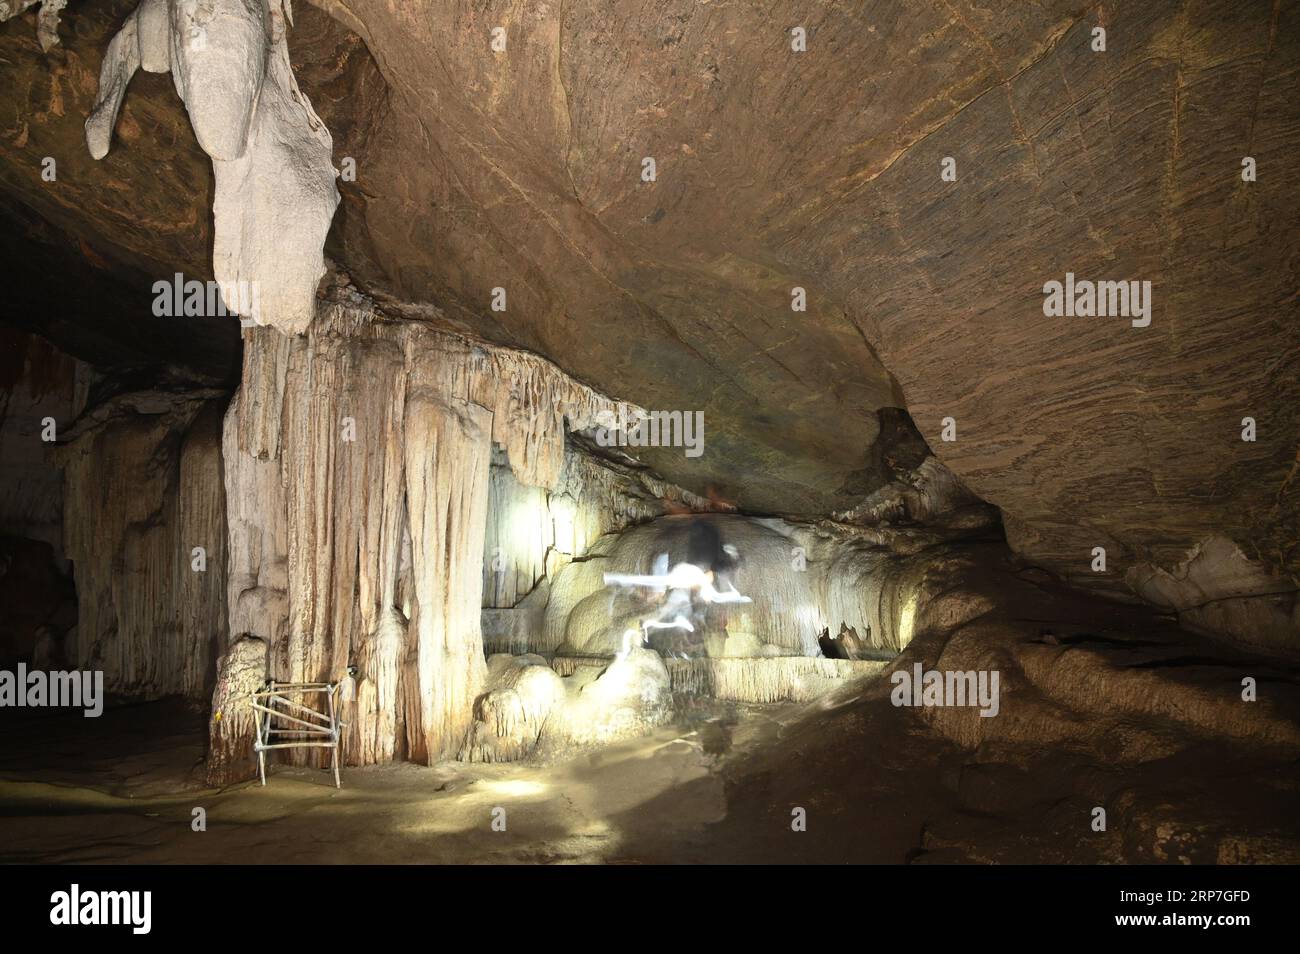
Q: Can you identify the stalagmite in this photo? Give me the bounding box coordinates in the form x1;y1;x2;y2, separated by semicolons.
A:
459;654;566;763
205;635;268;786
546;649;673;750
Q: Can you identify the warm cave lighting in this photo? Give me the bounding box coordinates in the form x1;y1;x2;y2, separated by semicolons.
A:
0;0;1294;922
897;594;919;650
481;779;548;799
603;560;753;604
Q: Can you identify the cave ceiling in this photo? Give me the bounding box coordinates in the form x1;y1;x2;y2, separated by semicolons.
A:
0;0;1296;586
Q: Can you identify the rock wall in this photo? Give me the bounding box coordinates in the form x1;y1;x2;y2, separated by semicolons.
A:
4;1;1294;653
339;0;1296;652
0;0;67;52
0;329;91;563
1127;535;1299;654
482;441;713;610
57;388;228;699
517;513;996;661
0;330;86;667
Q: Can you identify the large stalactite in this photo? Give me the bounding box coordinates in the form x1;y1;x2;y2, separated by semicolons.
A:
83;0;340;333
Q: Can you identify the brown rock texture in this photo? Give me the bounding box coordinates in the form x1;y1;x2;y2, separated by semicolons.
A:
1;0;1296;638
307;0;1299;598
705;544;1300;864
56;387;227;699
0;328;89;560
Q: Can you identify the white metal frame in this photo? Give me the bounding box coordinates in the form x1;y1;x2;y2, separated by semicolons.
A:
249;681;345;788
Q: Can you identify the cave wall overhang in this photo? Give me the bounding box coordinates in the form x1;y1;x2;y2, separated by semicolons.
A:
2;0;1297;726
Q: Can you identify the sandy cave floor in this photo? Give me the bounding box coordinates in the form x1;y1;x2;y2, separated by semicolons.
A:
0;699;769;865
2;647;1299;865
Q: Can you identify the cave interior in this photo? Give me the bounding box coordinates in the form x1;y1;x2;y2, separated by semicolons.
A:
0;0;1297;866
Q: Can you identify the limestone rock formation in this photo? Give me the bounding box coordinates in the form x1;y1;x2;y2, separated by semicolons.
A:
205;634;268;786
84;0;339;332
0;329;89;565
1;0;1299;875
459;653;565;763
837;623;868;660
220;297;638;767
665;656;888;705
302;0;1294;622
0;0;65;51
701;545;1300;864
545;648;673;751
482;441;713;612
56;386;228;700
1128;535;1299;653
532;514;997;660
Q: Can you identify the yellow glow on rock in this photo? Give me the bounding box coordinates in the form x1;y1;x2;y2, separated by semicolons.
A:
481;779;548;798
898;594;919;649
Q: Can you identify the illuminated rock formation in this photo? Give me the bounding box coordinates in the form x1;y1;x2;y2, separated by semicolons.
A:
4;2;1295;646
545;648;673;750
531;515;994;661
218;298;636;770
28;0;1295;646
665;656;888;704
0;0;1297;867
482;445;711;612
205;634;267;786
459;654;565;763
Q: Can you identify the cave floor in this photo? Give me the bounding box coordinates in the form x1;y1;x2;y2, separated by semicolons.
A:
3;644;1299;865
0;698;760;864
